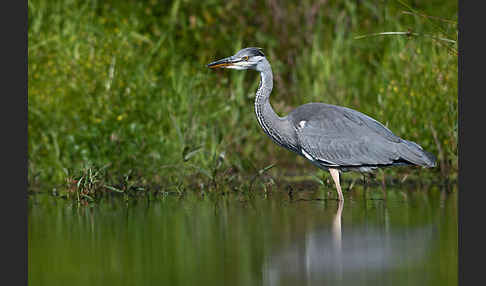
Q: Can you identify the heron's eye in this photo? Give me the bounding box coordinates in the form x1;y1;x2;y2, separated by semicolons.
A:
242;56;249;61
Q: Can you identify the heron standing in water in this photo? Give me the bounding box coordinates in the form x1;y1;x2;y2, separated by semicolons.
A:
207;47;436;201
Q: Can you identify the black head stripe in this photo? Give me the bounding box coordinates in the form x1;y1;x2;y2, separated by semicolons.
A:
236;47;265;58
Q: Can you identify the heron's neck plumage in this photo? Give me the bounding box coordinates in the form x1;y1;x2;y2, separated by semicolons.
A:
254;59;297;152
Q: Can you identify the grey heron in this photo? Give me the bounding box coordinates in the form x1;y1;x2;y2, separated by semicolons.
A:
207;47;436;201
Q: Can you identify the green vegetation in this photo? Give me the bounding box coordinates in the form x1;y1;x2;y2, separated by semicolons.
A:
28;0;457;197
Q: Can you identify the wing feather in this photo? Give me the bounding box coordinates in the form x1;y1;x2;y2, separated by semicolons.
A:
290;103;402;167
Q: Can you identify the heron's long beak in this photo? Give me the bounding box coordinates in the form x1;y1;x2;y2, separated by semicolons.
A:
207;57;236;69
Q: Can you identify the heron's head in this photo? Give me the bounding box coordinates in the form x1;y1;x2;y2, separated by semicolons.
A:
207;47;266;71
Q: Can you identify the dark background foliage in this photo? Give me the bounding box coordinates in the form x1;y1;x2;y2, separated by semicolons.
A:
28;0;457;192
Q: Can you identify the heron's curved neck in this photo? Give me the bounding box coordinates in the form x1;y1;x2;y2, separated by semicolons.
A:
255;59;296;151
255;59;275;122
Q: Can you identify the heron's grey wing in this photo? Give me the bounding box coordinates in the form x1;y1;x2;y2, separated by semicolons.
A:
290;104;402;167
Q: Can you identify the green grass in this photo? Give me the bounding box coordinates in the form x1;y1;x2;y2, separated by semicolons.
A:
28;0;457;196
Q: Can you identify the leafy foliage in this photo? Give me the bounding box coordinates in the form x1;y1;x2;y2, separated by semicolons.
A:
28;0;457;192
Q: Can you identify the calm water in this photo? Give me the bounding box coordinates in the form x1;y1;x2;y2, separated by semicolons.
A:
28;185;457;286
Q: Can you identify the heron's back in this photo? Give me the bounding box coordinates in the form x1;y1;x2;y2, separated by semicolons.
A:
286;103;436;171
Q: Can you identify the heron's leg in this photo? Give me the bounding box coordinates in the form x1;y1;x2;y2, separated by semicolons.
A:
329;168;344;201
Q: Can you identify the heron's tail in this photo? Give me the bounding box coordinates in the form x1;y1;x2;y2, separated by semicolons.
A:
397;140;437;168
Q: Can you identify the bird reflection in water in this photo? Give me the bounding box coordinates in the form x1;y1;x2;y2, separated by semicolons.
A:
332;200;343;281
263;201;434;286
